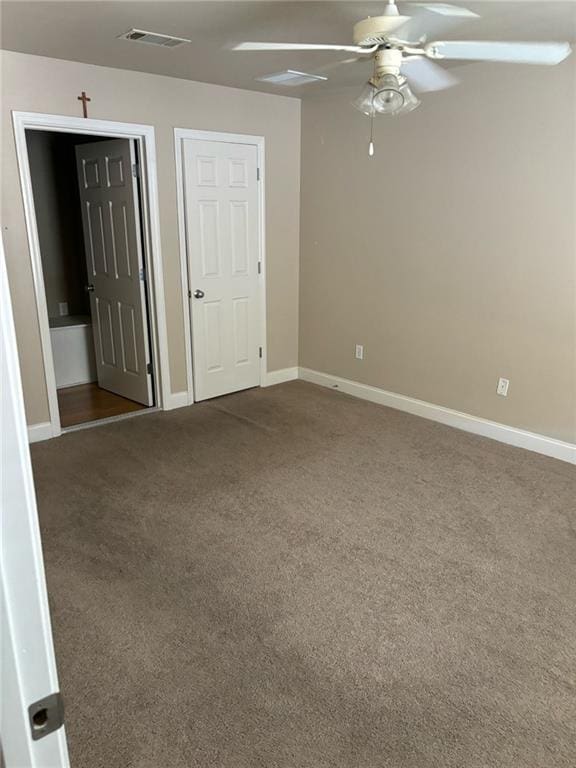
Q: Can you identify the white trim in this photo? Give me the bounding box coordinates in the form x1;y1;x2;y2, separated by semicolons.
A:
262;367;299;387
27;422;55;444
174;131;195;406
299;368;576;465
12;111;171;441
174;128;267;404
56;378;96;389
163;390;190;411
29;407;160;441
48;323;91;332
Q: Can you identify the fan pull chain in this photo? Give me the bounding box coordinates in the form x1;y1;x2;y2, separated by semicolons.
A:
368;111;375;157
368;58;377;157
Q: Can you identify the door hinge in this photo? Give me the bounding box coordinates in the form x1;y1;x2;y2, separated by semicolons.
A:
256;167;261;181
139;266;146;281
147;362;153;374
259;346;263;359
132;163;139;178
28;692;64;741
257;261;262;275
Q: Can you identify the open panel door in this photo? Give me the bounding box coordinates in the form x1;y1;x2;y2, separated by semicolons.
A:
75;139;153;406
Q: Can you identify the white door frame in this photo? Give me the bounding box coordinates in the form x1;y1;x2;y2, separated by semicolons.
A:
12;111;171;439
174;128;267;404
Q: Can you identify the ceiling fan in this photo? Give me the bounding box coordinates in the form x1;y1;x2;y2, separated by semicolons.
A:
233;0;572;141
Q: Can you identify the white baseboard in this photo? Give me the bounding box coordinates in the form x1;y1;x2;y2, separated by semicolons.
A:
262;367;299;387
56;377;97;389
299;368;576;465
163;391;190;411
27;374;575;464
27;422;54;443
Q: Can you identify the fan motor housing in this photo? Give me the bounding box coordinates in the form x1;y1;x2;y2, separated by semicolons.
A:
353;15;410;46
374;48;403;77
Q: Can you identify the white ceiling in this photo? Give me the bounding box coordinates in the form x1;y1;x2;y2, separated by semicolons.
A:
1;1;575;97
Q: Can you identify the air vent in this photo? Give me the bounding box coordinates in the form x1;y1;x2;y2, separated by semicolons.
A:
118;29;191;48
257;70;328;87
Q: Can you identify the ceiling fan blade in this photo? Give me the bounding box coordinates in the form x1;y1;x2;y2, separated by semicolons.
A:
400;57;459;93
232;42;376;53
425;40;572;65
314;56;363;73
414;3;478;18
394;4;478;44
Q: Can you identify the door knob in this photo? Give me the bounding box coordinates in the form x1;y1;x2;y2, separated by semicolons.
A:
85;284;95;293
193;289;205;299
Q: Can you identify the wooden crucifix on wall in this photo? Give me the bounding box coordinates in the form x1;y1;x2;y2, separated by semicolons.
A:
77;91;91;118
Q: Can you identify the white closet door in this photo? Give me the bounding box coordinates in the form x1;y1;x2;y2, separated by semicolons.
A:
183;139;261;402
76;139;153;405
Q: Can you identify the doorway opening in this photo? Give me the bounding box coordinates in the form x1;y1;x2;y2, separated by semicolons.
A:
13;112;171;441
25;129;154;429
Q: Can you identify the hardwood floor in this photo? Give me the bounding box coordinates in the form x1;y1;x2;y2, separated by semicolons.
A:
57;383;149;428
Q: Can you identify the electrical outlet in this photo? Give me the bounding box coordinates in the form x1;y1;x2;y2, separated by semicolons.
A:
496;377;509;397
355;344;364;360
58;302;69;317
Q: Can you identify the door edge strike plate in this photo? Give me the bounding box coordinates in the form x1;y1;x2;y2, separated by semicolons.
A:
28;692;64;741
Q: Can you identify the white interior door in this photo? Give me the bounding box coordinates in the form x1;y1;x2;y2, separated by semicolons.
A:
75;139;153;405
1;239;70;767
183;139;261;402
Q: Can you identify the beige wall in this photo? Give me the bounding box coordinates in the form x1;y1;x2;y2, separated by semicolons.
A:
1;50;300;426
299;61;576;444
4;51;575;443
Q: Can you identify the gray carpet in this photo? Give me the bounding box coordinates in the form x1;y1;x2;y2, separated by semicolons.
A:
31;381;576;768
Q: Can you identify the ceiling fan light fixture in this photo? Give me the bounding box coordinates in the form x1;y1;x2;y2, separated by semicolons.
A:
397;81;421;114
373;73;405;114
352;81;377;116
353;76;420;120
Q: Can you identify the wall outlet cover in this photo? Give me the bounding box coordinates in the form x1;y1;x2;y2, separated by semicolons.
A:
355;344;364;360
496;377;510;397
58;302;69;316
